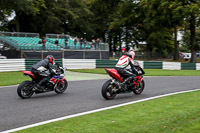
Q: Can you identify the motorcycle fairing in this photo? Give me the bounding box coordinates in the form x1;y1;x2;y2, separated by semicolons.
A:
56;77;66;85
22;71;36;78
105;68;123;82
50;76;66;84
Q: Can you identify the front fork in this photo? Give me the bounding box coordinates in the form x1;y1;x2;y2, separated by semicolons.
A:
53;78;65;90
133;77;143;89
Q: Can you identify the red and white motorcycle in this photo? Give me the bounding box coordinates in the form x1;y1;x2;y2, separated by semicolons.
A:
101;61;145;100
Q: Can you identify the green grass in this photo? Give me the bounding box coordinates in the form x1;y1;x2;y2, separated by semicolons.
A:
69;68;200;76
15;90;200;133
0;71;30;86
1;69;200;86
69;68;107;74
1;70;200;132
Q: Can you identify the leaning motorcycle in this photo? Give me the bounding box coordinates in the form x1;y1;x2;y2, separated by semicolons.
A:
101;61;145;100
17;63;68;99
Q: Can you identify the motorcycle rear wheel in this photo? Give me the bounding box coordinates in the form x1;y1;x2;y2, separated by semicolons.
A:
101;80;117;100
55;79;68;94
17;81;34;99
133;80;145;95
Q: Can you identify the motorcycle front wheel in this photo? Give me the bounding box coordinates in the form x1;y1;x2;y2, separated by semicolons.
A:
133;80;145;95
55;79;68;94
101;80;117;100
17;81;34;99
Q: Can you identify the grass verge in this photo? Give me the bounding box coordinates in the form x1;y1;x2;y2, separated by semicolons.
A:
69;68;200;76
15;90;200;133
1;69;200;86
0;71;30;86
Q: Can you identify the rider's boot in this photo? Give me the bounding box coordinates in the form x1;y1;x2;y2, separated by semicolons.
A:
36;84;45;91
37;78;48;91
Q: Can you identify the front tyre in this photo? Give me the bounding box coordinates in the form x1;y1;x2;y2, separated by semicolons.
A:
101;80;117;100
17;81;34;99
55;79;68;94
133;80;145;95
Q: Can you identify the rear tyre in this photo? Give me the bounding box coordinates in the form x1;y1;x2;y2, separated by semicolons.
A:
17;81;34;99
101;80;117;100
55;79;68;94
133;80;145;95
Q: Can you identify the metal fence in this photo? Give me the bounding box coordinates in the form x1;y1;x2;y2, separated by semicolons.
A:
46;33;109;51
23;50;109;59
0;31;39;37
0;31;41;51
46;33;70;39
0;32;109;51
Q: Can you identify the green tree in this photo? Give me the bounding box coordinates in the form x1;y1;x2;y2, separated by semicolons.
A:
11;0;93;37
110;0;143;50
181;25;200;55
159;0;185;60
4;0;45;32
183;0;200;63
88;0;121;51
140;0;174;58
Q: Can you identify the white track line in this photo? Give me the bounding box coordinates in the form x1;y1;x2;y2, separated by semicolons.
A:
0;85;18;88
1;88;200;133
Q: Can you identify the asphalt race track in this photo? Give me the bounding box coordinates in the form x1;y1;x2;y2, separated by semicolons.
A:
0;76;200;132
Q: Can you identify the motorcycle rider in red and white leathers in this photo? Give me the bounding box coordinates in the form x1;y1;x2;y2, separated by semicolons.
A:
31;55;56;91
114;47;138;90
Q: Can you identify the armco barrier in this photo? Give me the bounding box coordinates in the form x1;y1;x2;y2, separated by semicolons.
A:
163;62;181;70
181;63;196;70
136;61;144;68
25;59;40;71
197;63;200;70
1;59;200;72
144;61;162;69
63;59;96;69
96;59;117;68
95;60;144;68
0;59;25;72
95;60;199;70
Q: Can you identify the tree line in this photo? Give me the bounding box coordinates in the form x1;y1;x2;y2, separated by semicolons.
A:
0;0;200;62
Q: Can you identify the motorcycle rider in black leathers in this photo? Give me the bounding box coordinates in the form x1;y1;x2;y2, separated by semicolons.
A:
31;55;56;91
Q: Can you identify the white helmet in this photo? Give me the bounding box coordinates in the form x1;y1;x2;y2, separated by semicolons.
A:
125;46;135;59
128;50;135;59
